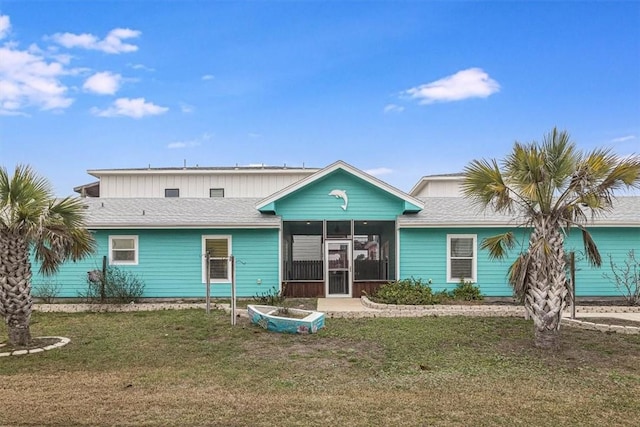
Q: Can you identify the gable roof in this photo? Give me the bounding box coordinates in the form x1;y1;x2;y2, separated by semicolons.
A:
81;198;280;229
255;160;424;213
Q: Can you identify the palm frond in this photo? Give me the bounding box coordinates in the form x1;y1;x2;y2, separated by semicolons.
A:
462;158;514;212
480;232;515;260
1;165;96;275
580;228;602;268
508;252;531;301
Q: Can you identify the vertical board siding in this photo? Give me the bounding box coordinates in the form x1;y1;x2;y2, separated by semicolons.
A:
32;228;280;298
275;170;405;220
99;172;315;198
399;226;640;297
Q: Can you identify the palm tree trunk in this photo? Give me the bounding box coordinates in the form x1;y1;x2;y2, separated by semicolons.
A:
0;229;33;347
524;216;568;350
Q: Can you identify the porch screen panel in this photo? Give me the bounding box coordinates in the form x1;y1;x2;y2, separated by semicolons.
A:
288;235;323;280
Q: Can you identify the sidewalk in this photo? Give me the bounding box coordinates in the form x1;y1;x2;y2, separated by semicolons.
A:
317;297;640;335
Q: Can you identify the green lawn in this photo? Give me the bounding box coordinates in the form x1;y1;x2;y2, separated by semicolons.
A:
1;309;639;426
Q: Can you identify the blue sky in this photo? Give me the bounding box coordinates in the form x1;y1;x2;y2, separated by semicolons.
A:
1;1;638;196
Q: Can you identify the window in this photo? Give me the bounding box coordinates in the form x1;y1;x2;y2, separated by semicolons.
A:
209;188;225;198
447;234;476;282
202;235;231;282
165;188;179;197
109;235;138;265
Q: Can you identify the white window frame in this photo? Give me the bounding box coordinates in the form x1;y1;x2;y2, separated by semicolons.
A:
109;235;139;266
202;235;232;283
446;234;477;283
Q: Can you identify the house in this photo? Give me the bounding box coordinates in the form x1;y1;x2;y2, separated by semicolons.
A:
36;161;640;299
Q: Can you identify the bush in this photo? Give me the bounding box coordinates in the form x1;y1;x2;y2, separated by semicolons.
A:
253;285;287;306
79;265;145;303
450;279;484;301
368;277;484;305
32;280;62;303
603;250;640;305
369;277;439;305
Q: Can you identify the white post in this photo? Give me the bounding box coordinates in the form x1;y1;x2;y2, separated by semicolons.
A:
230;255;237;326
205;251;211;315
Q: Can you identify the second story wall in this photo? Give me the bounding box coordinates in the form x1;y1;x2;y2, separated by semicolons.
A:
95;170;316;198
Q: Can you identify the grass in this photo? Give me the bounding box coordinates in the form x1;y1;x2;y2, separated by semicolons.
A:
1;310;639;426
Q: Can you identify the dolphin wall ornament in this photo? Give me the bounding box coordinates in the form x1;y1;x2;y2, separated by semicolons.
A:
329;189;348;210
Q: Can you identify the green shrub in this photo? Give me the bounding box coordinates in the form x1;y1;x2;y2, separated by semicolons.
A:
368;277;484;305
80;265;145;303
369;277;438;305
450;278;484;301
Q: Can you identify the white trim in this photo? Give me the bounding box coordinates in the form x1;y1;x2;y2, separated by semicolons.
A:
446;234;477;283
88;168;320;178
278;226;283;293
395;221;401;280
398;222;640;228
202;235;232;283
108;235;139;266
89;224;281;229
256;160;424;211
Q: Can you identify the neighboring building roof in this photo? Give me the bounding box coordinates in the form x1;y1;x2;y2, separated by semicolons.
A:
81;198;280;229
87;165;320;178
256;160;425;213
73;181;100;197
398;196;640;228
408;174;464;197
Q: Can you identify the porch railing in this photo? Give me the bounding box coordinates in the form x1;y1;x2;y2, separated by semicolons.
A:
283;259;389;281
284;260;323;280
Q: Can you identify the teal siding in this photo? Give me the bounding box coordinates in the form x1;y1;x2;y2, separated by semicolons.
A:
399;226;640;297
275;170;405;220
564;227;640;297
32;228;280;298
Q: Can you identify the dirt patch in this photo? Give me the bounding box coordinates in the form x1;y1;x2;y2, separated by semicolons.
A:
241;336;385;370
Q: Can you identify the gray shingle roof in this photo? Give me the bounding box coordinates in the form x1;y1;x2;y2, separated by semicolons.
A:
398;197;640;227
81;198;280;228
80;196;638;229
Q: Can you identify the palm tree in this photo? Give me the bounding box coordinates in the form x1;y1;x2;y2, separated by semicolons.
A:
462;128;640;349
0;165;95;346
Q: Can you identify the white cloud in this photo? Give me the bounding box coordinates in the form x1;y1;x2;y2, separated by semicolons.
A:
610;135;636;143
383;103;404;114
0;15;10;40
167;132;212;149
405;68;500;104
83;71;122;95
201;74;215;80
248;132;262;138
0;43;73;114
179;102;194;113
91;97;168;118
129;63;155;71
365;167;393;176
49;27;141;54
167;141;189;149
